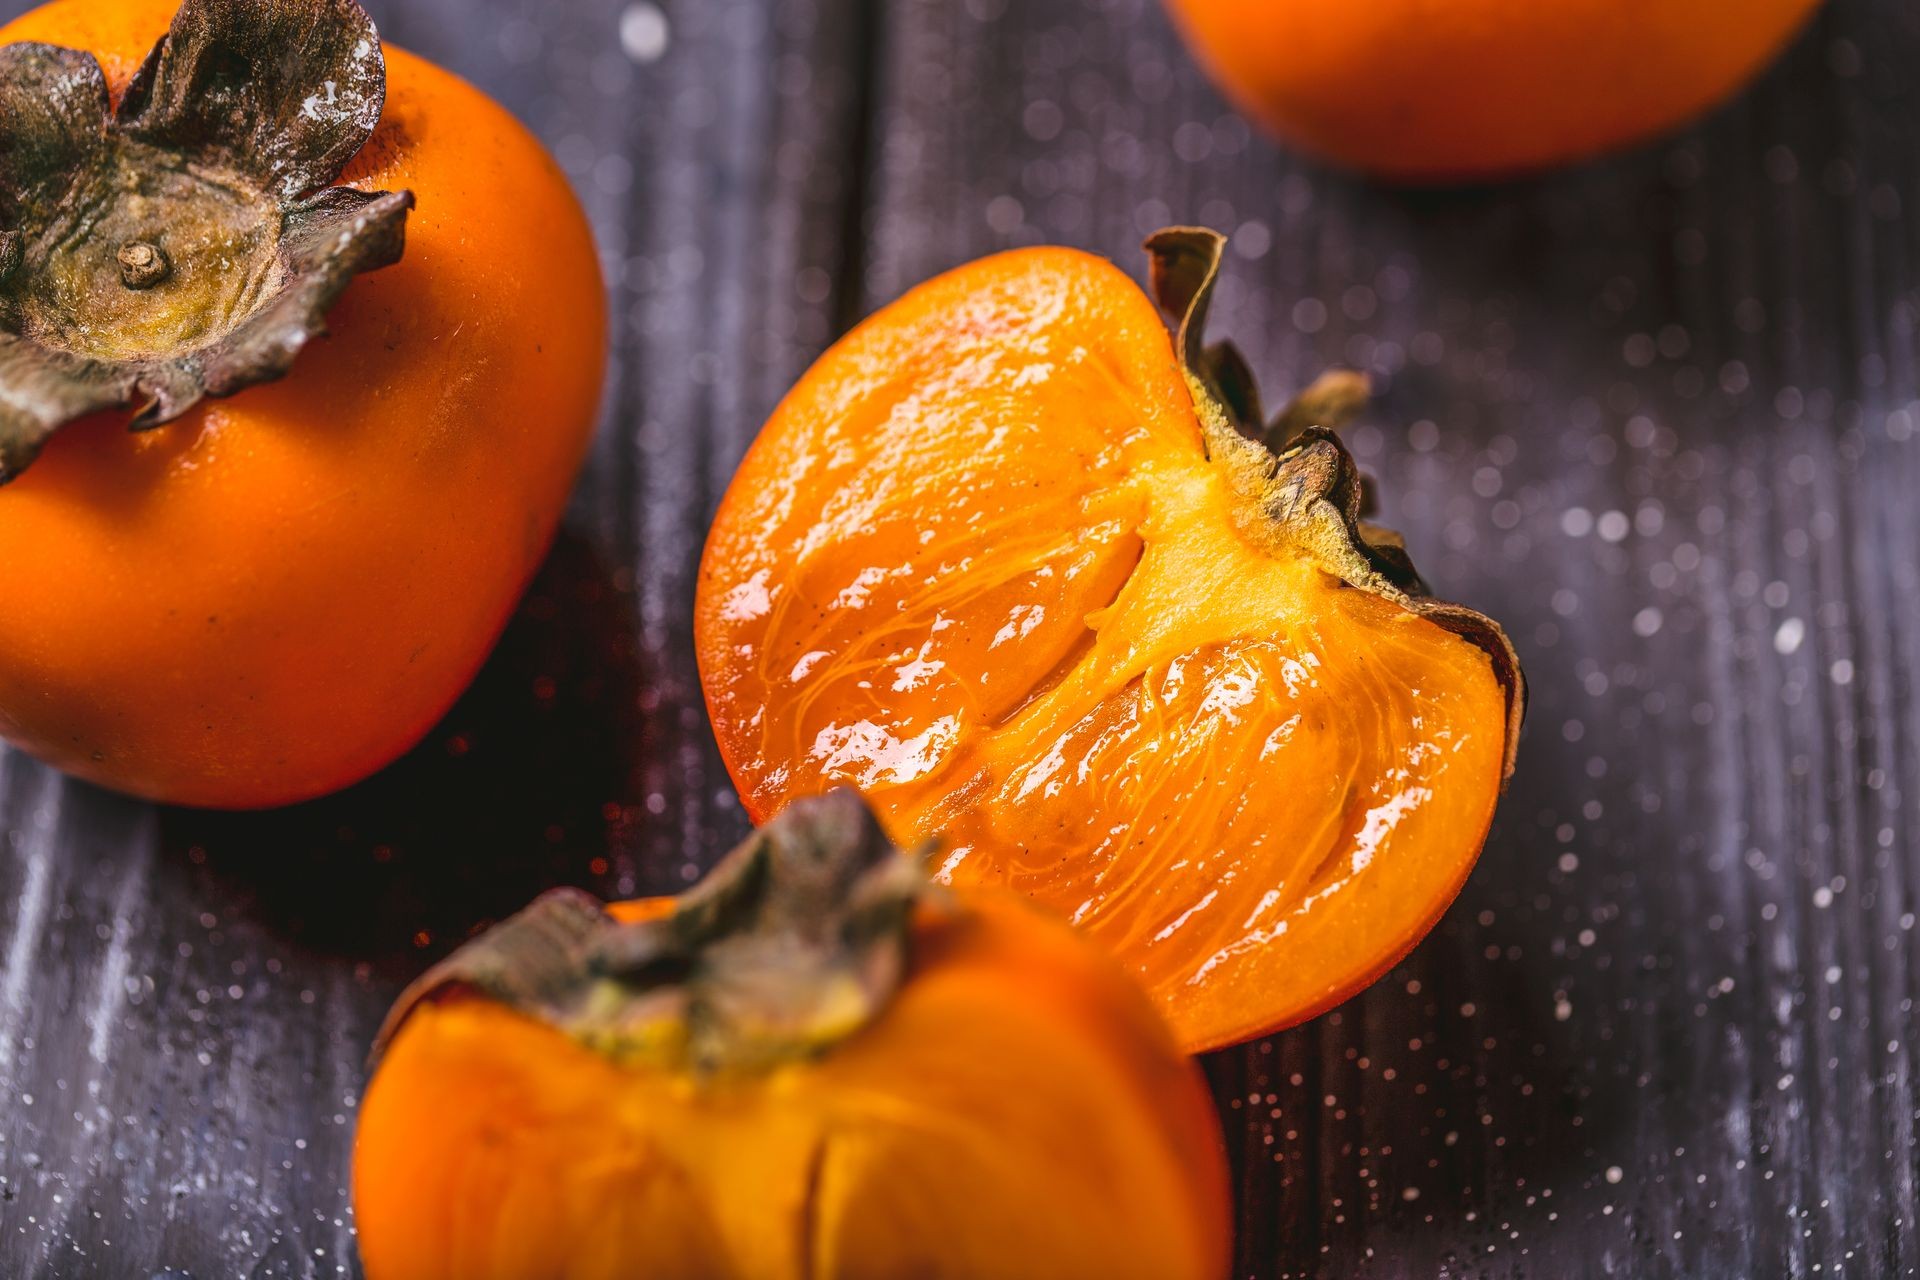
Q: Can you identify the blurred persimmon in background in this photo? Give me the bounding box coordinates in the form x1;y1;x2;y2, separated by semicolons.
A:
1159;0;1823;180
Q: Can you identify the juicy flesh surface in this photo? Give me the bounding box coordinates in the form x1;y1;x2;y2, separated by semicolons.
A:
699;247;1506;1050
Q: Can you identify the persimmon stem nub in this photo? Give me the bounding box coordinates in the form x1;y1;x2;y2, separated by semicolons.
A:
371;789;937;1076
0;0;412;485
117;242;170;289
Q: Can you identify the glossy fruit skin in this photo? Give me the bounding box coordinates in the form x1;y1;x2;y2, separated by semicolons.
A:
1160;0;1822;179
695;245;1510;1053
354;893;1231;1280
0;0;605;808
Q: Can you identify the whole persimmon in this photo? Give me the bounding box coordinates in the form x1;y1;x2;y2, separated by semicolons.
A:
354;791;1232;1280
696;230;1523;1053
1160;0;1822;179
0;0;604;807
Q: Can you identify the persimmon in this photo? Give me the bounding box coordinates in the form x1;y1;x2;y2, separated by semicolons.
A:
0;0;604;807
1159;0;1822;179
354;791;1231;1280
695;230;1524;1053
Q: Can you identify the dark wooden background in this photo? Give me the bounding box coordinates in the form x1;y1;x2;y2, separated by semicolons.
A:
2;0;1916;1275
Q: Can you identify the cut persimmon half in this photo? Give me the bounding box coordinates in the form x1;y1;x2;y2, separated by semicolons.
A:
695;229;1523;1052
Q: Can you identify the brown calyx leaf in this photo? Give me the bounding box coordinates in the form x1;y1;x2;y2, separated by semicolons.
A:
1144;226;1526;781
372;790;940;1077
0;0;411;484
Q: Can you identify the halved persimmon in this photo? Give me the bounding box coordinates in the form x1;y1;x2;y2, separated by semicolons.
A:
695;230;1523;1052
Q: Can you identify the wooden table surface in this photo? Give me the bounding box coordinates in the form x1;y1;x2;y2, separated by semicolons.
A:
2;0;1916;1275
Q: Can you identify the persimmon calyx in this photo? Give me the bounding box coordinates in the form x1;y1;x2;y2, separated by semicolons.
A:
1144;226;1526;779
0;0;414;484
372;790;939;1076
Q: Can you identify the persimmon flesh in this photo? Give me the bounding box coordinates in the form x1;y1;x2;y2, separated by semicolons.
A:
697;232;1521;1052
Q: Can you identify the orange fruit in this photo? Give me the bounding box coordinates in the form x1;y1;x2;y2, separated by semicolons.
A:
356;793;1231;1280
695;230;1522;1051
0;0;605;807
1160;0;1824;179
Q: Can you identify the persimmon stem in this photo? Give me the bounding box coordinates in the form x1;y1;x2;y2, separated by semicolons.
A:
1267;368;1373;449
1142;224;1527;782
0;0;413;484
117;242;170;289
373;790;940;1077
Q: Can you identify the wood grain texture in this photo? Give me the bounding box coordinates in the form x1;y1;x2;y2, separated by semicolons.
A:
0;0;1915;1276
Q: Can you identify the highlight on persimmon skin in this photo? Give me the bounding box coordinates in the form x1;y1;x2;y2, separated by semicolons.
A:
353;792;1231;1280
695;229;1523;1054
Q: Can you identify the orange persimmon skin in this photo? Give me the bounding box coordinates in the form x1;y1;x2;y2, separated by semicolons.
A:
1160;0;1821;179
695;246;1509;1052
0;0;605;808
354;894;1231;1280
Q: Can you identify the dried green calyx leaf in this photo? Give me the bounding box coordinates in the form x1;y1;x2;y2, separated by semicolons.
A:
0;0;413;484
372;790;939;1076
1144;226;1525;780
